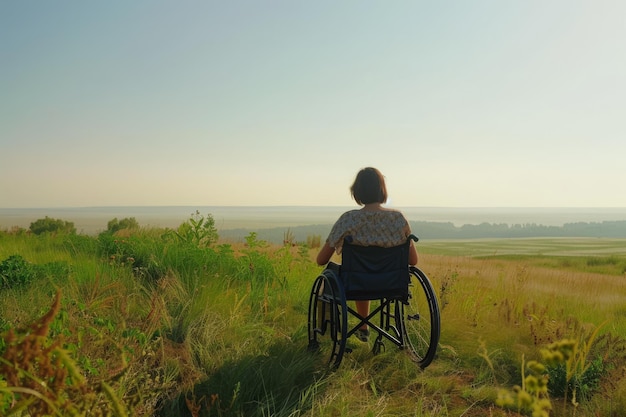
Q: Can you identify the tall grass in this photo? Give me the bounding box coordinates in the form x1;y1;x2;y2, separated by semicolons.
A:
1;227;626;416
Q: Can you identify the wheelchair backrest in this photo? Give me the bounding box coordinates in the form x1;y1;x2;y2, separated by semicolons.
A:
340;236;412;300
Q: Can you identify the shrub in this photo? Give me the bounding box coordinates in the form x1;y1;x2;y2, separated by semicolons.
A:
107;217;140;233
97;232;166;281
63;233;99;257
0;255;36;289
98;232;132;260
241;232;276;285
547;356;603;402
497;328;607;415
496;355;552;416
38;261;71;280
29;216;76;235
174;211;218;247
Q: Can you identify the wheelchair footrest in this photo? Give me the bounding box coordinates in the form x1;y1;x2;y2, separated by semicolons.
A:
372;338;385;355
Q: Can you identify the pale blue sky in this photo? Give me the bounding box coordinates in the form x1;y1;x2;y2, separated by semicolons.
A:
2;1;625;208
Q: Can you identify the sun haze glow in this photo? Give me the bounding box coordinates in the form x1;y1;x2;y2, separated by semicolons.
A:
1;1;625;208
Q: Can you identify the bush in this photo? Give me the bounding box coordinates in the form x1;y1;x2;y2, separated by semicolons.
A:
547;356;604;402
97;231;166;280
0;255;36;289
174;211;218;247
107;217;139;233
38;261;71;280
62;234;99;257
29;216;76;235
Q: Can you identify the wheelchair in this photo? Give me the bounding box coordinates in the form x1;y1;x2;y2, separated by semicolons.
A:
307;235;440;369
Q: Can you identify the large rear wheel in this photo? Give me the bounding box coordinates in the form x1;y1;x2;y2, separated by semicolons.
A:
402;267;440;368
307;271;348;368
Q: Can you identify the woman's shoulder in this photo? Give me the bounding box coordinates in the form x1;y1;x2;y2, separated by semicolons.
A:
380;207;403;213
378;208;409;225
332;210;361;227
338;209;361;219
379;207;407;218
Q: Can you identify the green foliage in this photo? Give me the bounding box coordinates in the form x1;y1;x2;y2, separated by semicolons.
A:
306;234;321;249
496;355;552;416
38;260;70;280
175;341;320;417
541;324;607;407
29;216;76;235
283;228;295;246
0;291;130;416
0;377;9;416
107;216;140;233
239;232;277;286
97;231;166;280
0;253;69;290
174;210;218;247
497;329;607;416
62;233;99;256
547;357;603;402
97;231;128;259
0;254;36;289
2;227;626;417
244;231;265;249
586;255;620;267
0;226;27;236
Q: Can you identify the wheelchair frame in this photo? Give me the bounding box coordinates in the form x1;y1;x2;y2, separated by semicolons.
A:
307;235;441;369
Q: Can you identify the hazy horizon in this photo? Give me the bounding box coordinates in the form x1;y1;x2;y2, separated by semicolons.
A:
2;206;625;235
2;204;626;209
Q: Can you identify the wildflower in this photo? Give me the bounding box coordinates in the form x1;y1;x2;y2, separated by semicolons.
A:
531;398;552;417
526;360;545;374
516;389;533;408
496;389;515;407
525;375;540;392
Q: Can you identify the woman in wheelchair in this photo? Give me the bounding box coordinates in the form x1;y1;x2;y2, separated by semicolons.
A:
316;167;418;343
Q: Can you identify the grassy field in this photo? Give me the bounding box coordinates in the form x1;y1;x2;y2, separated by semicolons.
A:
1;224;625;416
420;237;626;257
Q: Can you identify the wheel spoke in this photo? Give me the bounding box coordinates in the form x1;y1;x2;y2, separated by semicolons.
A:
402;268;440;368
307;273;347;368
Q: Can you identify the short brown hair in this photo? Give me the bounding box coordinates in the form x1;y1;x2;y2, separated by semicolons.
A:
350;167;388;205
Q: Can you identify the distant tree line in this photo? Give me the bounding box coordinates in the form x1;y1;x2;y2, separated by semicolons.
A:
409;220;626;239
9;216;626;243
220;220;626;244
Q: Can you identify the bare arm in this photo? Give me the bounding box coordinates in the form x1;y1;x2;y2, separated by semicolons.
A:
409;240;418;265
316;241;335;266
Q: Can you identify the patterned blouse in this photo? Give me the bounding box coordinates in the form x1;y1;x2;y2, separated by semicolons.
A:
325;209;412;254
